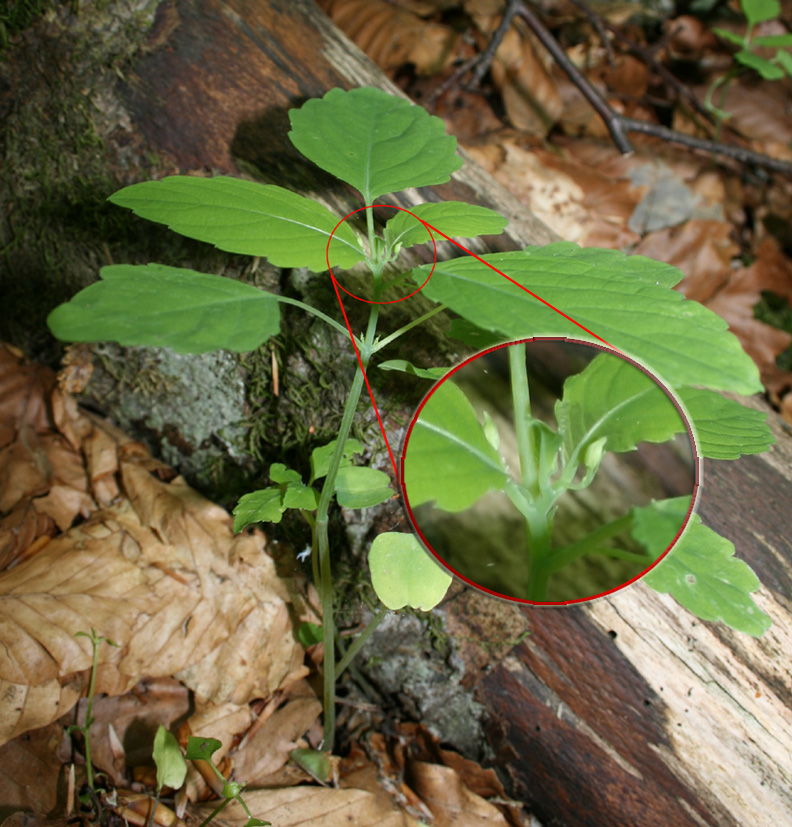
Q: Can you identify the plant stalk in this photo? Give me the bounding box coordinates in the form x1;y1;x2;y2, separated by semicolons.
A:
314;213;383;750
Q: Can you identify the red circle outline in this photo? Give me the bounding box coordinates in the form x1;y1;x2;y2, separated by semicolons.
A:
398;336;702;607
326;205;437;305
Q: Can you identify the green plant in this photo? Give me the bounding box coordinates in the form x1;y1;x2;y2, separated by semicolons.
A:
68;627;119;793
151;729;270;827
707;0;792;120
47;86;775;751
403;343;760;607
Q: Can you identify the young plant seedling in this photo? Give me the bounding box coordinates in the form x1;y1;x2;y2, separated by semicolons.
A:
152;731;270;827
404;344;697;601
48;86;775;752
68;627;119;795
708;0;792;120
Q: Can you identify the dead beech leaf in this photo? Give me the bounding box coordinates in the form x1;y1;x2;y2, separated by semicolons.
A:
0;389;305;748
633;219;738;303
0;722;64;814
472;13;561;134
0;345;54;448
200;787;419;827
232;696;323;784
317;0;460;75
407;761;510;826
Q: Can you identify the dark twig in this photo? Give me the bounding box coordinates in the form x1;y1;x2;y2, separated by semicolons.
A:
567;0;733;135
516;0;634;153
429;0;520;104
514;0;792;176
568;0;617;67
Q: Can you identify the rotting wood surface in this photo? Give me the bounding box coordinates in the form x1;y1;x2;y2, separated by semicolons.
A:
40;0;792;824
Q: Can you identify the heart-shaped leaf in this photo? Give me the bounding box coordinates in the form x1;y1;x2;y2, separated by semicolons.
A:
153;726;188;792
288;87;462;203
369;532;452;610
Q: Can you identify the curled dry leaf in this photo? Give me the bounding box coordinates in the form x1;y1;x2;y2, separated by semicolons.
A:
471;11;562;134
0;345;307;746
317;0;460;75
196;787;419;827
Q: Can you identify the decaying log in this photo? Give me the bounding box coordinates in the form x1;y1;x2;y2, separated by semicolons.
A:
4;0;790;824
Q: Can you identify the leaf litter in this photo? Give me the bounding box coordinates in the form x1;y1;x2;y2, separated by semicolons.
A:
0;344;529;826
324;0;792;422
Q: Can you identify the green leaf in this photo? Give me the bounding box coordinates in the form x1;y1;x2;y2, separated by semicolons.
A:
774;48;792;75
753;33;792;46
47;264;280;354
233;488;286;531
637;498;772;636
334;466;393;508
288;87;462;203
310;438;364;482
742;0;780;26
404;380;508;512
108;176;364;273
677;388;774;459
369;532;452;610
153;726;187;792
713;27;748;46
445;318;504;349
735;49;785;79
297;622;324;647
245;820;271;827
378;359;448;380
555;354;687;467
283;481;319;510
413;244;762;394
290;748;332;783
270;463;302;484
384;202;507;250
185;736;223;762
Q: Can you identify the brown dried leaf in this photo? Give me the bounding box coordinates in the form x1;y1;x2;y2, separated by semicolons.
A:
407;761;510;826
0;723;64;814
232;695;323;784
318;0;460;75
473;13;562;134
633;219;738;303
200;787;419;827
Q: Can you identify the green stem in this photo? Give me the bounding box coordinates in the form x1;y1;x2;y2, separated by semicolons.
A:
334;605;389;681
371;304;448;353
314;210;383;751
509;344;538;495
543;512;637;575
83;628;100;790
196;797;233;827
276;296;355;339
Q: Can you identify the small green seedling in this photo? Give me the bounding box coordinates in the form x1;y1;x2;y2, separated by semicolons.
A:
68;627;119;793
185;737;270;827
149;726;188;827
708;0;792;120
48;86;775;751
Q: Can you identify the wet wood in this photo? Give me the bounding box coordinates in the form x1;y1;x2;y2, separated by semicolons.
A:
114;3;792;825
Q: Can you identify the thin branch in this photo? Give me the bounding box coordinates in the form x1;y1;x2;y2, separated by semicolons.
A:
429;0;521;104
514;0;792;177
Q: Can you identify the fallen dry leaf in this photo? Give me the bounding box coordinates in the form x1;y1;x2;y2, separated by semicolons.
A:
407;761;511;825
317;0;460;76
0;722;64;814
0;345;308;747
202;787;419;827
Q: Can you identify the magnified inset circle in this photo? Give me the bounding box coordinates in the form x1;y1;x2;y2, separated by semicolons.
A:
400;337;700;605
